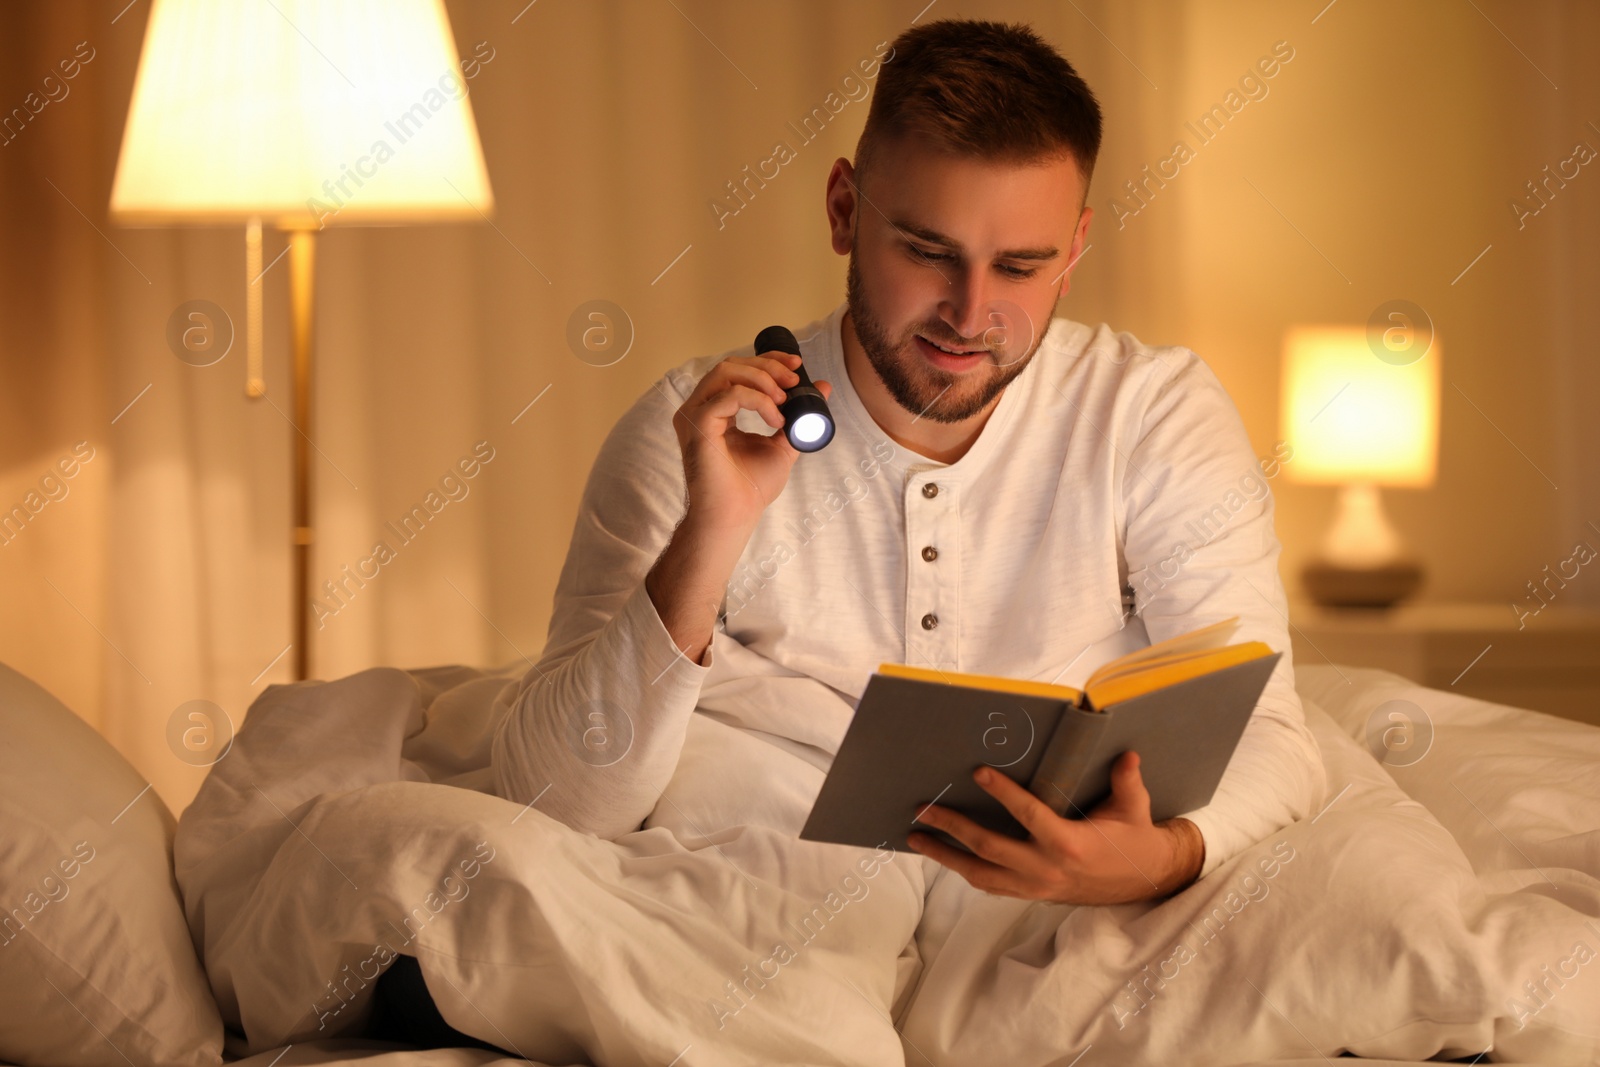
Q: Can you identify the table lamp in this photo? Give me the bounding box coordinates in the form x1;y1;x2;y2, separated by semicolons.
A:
109;0;494;679
1279;324;1440;608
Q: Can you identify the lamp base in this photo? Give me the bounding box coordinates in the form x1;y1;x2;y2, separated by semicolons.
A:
1302;559;1424;608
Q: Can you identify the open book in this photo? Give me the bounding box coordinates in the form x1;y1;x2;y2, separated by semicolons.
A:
799;618;1282;853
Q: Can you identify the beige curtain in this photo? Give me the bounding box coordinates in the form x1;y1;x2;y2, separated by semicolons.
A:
1;0;1594;817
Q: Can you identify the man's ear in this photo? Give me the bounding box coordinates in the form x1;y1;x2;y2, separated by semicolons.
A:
825;157;858;256
1059;205;1094;297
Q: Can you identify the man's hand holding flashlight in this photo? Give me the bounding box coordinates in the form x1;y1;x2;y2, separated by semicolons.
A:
671;350;833;534
645;350;832;667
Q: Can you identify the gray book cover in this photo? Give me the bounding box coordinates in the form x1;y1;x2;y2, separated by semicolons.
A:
799;652;1282;854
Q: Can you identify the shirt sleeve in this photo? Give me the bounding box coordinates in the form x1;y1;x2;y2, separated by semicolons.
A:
1117;351;1327;879
490;369;717;840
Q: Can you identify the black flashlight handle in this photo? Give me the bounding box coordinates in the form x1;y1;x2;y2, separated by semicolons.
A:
756;324;828;402
754;324;799;356
755;324;834;452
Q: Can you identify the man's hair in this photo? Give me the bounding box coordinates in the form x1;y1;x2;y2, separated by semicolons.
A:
853;19;1104;203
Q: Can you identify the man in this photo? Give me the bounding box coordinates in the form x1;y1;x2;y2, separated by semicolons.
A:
490;15;1324;1061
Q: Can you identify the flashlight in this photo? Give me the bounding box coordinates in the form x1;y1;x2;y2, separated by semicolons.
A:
755;324;835;453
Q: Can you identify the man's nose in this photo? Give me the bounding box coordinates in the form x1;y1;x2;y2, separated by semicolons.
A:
941;265;995;345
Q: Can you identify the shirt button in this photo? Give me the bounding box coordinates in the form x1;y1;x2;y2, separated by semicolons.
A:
921;613;938;630
922;483;939;498
921;545;938;562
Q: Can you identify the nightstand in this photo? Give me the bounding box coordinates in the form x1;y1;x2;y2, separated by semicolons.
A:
1286;601;1600;728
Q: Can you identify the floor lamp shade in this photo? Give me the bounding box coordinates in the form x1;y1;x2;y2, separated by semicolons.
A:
109;0;494;227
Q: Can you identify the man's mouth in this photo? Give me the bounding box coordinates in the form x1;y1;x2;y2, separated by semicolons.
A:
917;334;985;356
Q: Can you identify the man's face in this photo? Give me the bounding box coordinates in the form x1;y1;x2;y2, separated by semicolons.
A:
837;139;1091;424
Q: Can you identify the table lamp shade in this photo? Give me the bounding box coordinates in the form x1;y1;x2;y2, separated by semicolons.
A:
109;0;493;227
1279;325;1439;488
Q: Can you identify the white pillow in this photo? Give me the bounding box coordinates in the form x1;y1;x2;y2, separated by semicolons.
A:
1297;663;1600;875
0;662;224;1066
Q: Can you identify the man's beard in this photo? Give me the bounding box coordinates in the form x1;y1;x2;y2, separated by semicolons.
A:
844;249;1040;425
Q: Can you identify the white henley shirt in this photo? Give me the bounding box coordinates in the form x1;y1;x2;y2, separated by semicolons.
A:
492;299;1326;881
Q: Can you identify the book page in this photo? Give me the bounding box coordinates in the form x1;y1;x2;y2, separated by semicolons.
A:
1084;640;1274;709
1083;616;1241;692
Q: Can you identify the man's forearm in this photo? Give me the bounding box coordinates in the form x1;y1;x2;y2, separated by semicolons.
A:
1157;816;1206;895
644;513;756;666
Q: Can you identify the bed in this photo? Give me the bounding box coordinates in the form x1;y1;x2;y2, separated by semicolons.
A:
1;656;1596;1067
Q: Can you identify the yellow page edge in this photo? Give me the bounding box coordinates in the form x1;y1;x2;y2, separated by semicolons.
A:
876;662;1083;704
1084;640;1275;710
1083;615;1241;689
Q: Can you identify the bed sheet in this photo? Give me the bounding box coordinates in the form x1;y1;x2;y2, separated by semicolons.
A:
174;662;1598;1067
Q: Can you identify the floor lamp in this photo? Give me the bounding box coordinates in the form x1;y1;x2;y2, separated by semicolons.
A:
108;0;494;680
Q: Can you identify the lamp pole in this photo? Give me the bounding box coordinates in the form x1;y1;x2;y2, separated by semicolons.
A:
287;228;316;681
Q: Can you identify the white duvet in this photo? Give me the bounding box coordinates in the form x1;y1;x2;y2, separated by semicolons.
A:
174;663;1600;1067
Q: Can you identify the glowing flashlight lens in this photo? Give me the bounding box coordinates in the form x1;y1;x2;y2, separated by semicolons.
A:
792;412;828;444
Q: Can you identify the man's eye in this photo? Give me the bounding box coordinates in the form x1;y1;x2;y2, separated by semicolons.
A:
909;245;1037;279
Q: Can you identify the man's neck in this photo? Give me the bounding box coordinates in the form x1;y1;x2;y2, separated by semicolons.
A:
841;309;1003;466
